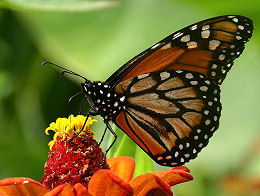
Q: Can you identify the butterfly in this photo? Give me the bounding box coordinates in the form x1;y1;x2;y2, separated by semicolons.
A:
45;15;253;167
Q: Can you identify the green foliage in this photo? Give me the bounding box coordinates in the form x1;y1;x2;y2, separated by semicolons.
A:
0;0;119;12
1;0;260;195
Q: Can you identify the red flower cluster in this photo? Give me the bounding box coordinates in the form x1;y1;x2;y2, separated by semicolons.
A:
0;115;193;195
41;134;109;189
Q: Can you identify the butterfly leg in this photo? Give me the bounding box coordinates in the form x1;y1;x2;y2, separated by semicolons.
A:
102;122;117;167
69;111;97;142
78;98;87;115
98;125;108;146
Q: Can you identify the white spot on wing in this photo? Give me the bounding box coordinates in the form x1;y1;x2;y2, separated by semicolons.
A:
137;73;150;79
191;25;197;30
187;41;197;49
204;110;209;115
160;72;170;80
201;30;210;38
190;81;198;85
211;71;216;77
173;32;183;40
238;25;244;30
200;86;208;91
185;73;193;79
209;40;220;50
212;64;217;69
236;35;242;40
151;43;160;49
161;43;172;50
219;54;225;60
181;35;190;42
202;24;210;30
120;96;125;102
205;119;211;125
233;18;238;23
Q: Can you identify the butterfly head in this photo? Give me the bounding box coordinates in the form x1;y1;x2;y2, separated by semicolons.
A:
82;81;124;120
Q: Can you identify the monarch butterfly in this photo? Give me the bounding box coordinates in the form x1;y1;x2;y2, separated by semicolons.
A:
44;15;253;167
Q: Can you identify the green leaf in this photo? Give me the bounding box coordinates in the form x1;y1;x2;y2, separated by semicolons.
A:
133;147;154;177
113;134;136;158
0;0;119;12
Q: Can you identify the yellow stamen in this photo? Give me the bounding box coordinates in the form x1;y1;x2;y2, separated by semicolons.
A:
45;115;97;150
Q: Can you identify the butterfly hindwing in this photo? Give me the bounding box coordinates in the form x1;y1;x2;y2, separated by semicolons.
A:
114;70;221;166
106;15;253;86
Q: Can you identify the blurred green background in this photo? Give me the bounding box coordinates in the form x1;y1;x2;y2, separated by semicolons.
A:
0;0;260;195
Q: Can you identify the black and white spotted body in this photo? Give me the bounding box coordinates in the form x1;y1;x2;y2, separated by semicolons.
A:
82;82;124;120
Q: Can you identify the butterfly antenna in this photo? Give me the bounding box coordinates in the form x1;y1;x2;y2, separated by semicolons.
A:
42;61;90;83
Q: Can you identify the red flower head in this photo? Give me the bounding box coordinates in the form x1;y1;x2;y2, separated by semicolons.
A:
0;115;193;196
41;115;108;189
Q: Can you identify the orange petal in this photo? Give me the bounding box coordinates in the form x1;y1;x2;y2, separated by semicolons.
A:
88;169;133;196
45;184;76;196
153;166;193;186
0;177;48;196
129;173;172;196
107;156;135;181
74;183;92;196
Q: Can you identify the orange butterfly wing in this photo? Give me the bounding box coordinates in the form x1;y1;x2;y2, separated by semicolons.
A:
106;15;253;86
114;70;221;166
106;15;253;166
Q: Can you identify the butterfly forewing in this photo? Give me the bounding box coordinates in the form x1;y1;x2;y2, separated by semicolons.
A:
114;70;221;166
106;15;253;86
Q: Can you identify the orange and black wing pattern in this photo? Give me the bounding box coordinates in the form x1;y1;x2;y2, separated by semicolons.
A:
114;70;221;166
107;15;253;166
106;15;253;86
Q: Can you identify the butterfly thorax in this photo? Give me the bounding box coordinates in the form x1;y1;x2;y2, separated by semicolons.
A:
82;81;125;120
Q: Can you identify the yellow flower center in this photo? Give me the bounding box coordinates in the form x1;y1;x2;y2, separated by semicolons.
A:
45;115;97;150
